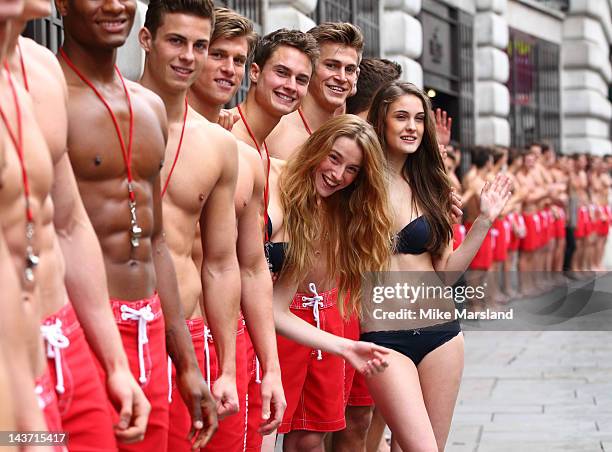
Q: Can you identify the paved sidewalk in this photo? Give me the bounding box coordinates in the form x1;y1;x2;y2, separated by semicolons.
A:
448;274;612;452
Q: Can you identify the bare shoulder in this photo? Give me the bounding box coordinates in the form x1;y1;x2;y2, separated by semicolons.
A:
127;80;166;120
237;140;261;167
20;37;66;88
200;117;238;150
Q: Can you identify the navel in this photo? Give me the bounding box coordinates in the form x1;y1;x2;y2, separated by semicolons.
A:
94;155;102;166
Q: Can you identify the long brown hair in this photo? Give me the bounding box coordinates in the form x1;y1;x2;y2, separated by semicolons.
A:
279;115;393;318
368;82;452;256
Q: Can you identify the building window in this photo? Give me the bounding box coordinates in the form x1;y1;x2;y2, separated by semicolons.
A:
419;1;475;152
310;0;380;57
23;2;63;53
507;29;561;151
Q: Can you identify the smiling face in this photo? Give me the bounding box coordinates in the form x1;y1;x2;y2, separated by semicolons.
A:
59;0;136;49
141;12;211;93
314;136;362;198
309;42;359;112
384;94;425;156
192;35;248;107
251;45;312;117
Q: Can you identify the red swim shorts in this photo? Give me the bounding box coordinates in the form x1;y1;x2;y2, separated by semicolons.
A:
109;294;169;452
41;302;116;451
466;223;493;270
492;218;510;262
554;208;566;239
452;223;466;251
201;319;249;452
575;207;591;239
34;369;65;451
276;286;346;434
520;212;541;252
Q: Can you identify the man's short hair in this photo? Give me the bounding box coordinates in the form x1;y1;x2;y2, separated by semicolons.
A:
471;146;492;169
145;0;215;37
211;7;257;59
252;29;319;70
307;22;364;54
346;58;402;115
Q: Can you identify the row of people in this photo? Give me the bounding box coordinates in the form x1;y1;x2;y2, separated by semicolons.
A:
0;1;511;452
450;144;611;300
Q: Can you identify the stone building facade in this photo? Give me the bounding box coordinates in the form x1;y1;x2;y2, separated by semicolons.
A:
25;0;612;154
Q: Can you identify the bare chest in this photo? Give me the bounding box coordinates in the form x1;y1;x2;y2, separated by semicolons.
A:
67;91;164;184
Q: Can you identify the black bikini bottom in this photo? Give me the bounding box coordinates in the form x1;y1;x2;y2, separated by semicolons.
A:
360;320;461;366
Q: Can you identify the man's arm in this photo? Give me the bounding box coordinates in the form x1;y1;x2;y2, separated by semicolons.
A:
150;170;218;444
237;147;285;433
199;130;241;416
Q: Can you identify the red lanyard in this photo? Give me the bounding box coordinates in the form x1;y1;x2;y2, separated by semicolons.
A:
161;97;189;198
17;41;29;92
237;104;271;241
1;62;39;282
59;48;136;202
0;63;32;222
298;108;313;135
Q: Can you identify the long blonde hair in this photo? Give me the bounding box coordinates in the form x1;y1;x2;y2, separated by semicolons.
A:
279;115;393;318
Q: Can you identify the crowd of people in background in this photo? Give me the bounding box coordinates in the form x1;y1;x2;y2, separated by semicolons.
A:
446;143;611;303
0;1;609;452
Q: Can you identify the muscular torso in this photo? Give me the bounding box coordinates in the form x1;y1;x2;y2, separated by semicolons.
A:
516;169;538;213
537;163;554;210
64;74;166;300
573;170;589;206
11;38;70;317
0;74;53;376
162;112;224;319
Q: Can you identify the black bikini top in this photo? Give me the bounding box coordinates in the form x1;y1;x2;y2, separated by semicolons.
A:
265;215;287;274
394;216;430;255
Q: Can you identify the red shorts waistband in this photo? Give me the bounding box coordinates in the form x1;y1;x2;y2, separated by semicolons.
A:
290;286;338;310
109;292;163;324
41;302;80;337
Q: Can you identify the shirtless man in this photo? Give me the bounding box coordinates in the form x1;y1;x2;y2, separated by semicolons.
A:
56;0;215;448
0;0;50;436
137;1;240;449
516;146;549;293
532;143;556;286
5;1;155;448
463;147;497;303
588;156;609;270
224;28;317;451
188;8;288;451
570;154;591;272
265;22;362;160
543;145;569;275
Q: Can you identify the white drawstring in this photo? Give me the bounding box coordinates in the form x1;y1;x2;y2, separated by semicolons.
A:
301;282;324;360
34;382;45;409
40;320;70;394
167;356;173;403
255;357;261;384
204;326;212;390
120;305;154;384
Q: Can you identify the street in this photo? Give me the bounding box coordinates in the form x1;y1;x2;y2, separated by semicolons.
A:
448;273;612;451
